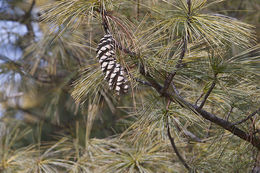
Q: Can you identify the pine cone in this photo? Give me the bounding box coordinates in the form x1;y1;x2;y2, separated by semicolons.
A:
96;34;129;94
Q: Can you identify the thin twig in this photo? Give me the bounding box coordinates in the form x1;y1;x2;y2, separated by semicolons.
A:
22;0;36;38
161;0;191;93
100;5;110;34
173;119;203;143
162;36;187;93
167;116;191;171
137;0;140;19
195;92;204;106
205;123;212;138
166;101;191;171
22;0;36;23
226;106;233;121
232;108;260;126
198;78;217;109
135;78;152;86
187;0;191;14
166;100;191;172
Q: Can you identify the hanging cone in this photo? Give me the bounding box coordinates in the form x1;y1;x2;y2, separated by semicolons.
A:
96;34;129;95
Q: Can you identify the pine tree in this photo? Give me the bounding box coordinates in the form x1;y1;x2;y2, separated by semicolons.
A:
0;0;260;172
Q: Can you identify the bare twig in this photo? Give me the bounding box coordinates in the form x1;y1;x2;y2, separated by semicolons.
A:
172;119;203;143
195;92;204;105
100;5;110;34
166;101;191;171
232;108;260;126
187;0;191;14
161;0;192;94
167;121;191;171
135;78;152;86
205;123;212;138
22;0;36;22
225;106;233;121
22;0;36;38
162;36;187;93
136;0;140;19
198;78;217;109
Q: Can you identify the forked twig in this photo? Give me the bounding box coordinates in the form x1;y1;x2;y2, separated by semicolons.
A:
232;108;260;126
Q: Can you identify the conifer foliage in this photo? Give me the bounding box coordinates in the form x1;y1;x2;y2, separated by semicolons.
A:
0;0;260;172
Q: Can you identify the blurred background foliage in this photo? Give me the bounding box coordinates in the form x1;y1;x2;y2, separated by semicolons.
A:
0;0;259;172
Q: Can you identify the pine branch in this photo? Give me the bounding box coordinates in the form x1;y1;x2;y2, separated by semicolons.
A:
195;92;204;105
162;36;187;94
120;44;260;149
198;78;217;109
232;108;260;126
21;0;36;23
225;106;234;121
166;101;191;171
167;119;191;171
161;0;192;94
135;78;152;86
102;0;260;150
172;118;203;143
23;0;36;38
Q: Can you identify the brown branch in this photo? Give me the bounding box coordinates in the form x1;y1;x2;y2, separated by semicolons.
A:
226;106;233;121
161;0;191;93
195;92;204;105
22;0;36;23
167;120;191;171
120;45;260;149
198;78;217;109
187;0;191;14
141;70;260;149
162;36;187;93
135;78;152;86
232;108;260;126
192;104;260;150
113;0;260;149
119;43;260;149
172;119;203;143
166;101;191;171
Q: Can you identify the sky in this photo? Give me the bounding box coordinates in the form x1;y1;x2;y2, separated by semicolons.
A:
0;1;42;60
0;0;42;117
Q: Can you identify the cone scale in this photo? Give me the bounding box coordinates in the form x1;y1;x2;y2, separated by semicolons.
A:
96;34;129;95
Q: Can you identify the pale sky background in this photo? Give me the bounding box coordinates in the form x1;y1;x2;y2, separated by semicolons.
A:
0;1;42;117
